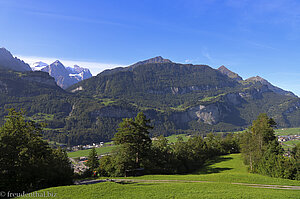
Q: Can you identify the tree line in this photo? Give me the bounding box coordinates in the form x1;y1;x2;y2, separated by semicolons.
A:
0;109;73;195
88;112;299;181
240;113;300;180
89;112;240;177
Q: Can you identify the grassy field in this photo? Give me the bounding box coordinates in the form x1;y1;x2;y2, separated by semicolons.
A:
122;154;300;186
67;135;189;158
281;140;300;150
165;134;189;142
27;113;54;122
68;145;116;158
67;126;300;158
275;127;300;136
21;154;300;199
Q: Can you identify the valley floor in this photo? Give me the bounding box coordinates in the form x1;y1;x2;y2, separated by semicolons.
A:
19;154;300;199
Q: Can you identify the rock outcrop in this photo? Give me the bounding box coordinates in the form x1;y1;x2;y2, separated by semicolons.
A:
0;48;32;71
217;65;243;81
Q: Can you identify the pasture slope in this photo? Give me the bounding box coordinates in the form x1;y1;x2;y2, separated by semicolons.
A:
67;134;189;158
19;154;300;199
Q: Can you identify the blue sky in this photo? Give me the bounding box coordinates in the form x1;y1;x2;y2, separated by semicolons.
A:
1;0;300;95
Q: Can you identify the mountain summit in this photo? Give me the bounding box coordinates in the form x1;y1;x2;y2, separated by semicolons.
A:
31;61;48;71
217;65;243;81
31;60;92;89
246;76;296;97
0;48;31;71
99;56;173;76
131;56;172;67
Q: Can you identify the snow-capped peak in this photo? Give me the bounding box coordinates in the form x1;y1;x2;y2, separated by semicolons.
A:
31;61;49;71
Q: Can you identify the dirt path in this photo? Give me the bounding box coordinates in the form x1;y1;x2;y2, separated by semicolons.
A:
232;182;300;190
75;178;300;190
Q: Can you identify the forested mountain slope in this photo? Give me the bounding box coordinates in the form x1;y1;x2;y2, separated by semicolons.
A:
1;55;300;145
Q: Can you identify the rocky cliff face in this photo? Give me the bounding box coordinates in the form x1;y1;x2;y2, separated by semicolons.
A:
66;65;92;80
0;48;32;71
41;60;76;89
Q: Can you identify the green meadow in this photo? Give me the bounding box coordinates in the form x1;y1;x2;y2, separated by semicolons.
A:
21;154;300;199
165;134;189;142
68;145;116;158
67;135;189;158
275;127;300;136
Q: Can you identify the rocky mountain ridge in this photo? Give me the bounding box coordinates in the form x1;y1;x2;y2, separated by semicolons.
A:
31;60;92;89
0;48;32;71
246;76;296;97
217;65;243;81
99;56;173;76
1;50;300;145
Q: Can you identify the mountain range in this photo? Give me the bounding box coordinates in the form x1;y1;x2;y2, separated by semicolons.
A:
0;48;92;89
31;60;92;89
0;48;299;145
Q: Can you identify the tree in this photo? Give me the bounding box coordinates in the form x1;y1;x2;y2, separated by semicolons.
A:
240;130;258;171
151;135;174;173
86;147;99;175
238;113;300;180
251;113;276;151
98;155;115;176
0;109;73;193
112;112;153;175
291;143;300;180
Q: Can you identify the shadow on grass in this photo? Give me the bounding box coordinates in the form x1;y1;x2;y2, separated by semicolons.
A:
115;181;137;185
194;156;233;175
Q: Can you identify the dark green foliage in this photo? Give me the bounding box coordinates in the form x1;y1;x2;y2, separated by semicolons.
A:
240;113;299;180
291;143;300;180
99;113;240;176
0;109;73;194
86;147;100;174
111;112;153;176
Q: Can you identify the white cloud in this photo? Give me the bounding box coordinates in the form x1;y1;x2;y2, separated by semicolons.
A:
16;55;126;76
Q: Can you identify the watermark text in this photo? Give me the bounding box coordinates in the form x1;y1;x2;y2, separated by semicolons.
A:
0;191;57;198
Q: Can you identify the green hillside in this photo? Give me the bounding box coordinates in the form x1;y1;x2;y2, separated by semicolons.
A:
0;70;71;121
20;154;300;199
2;61;300;146
275;127;300;136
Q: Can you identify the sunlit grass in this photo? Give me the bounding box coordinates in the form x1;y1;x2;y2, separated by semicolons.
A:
20;154;300;199
67;145;116;158
275;127;300;136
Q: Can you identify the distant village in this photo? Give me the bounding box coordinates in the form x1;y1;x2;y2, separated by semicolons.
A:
277;134;300;143
68;142;106;152
277;133;300;157
67;142;113;174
